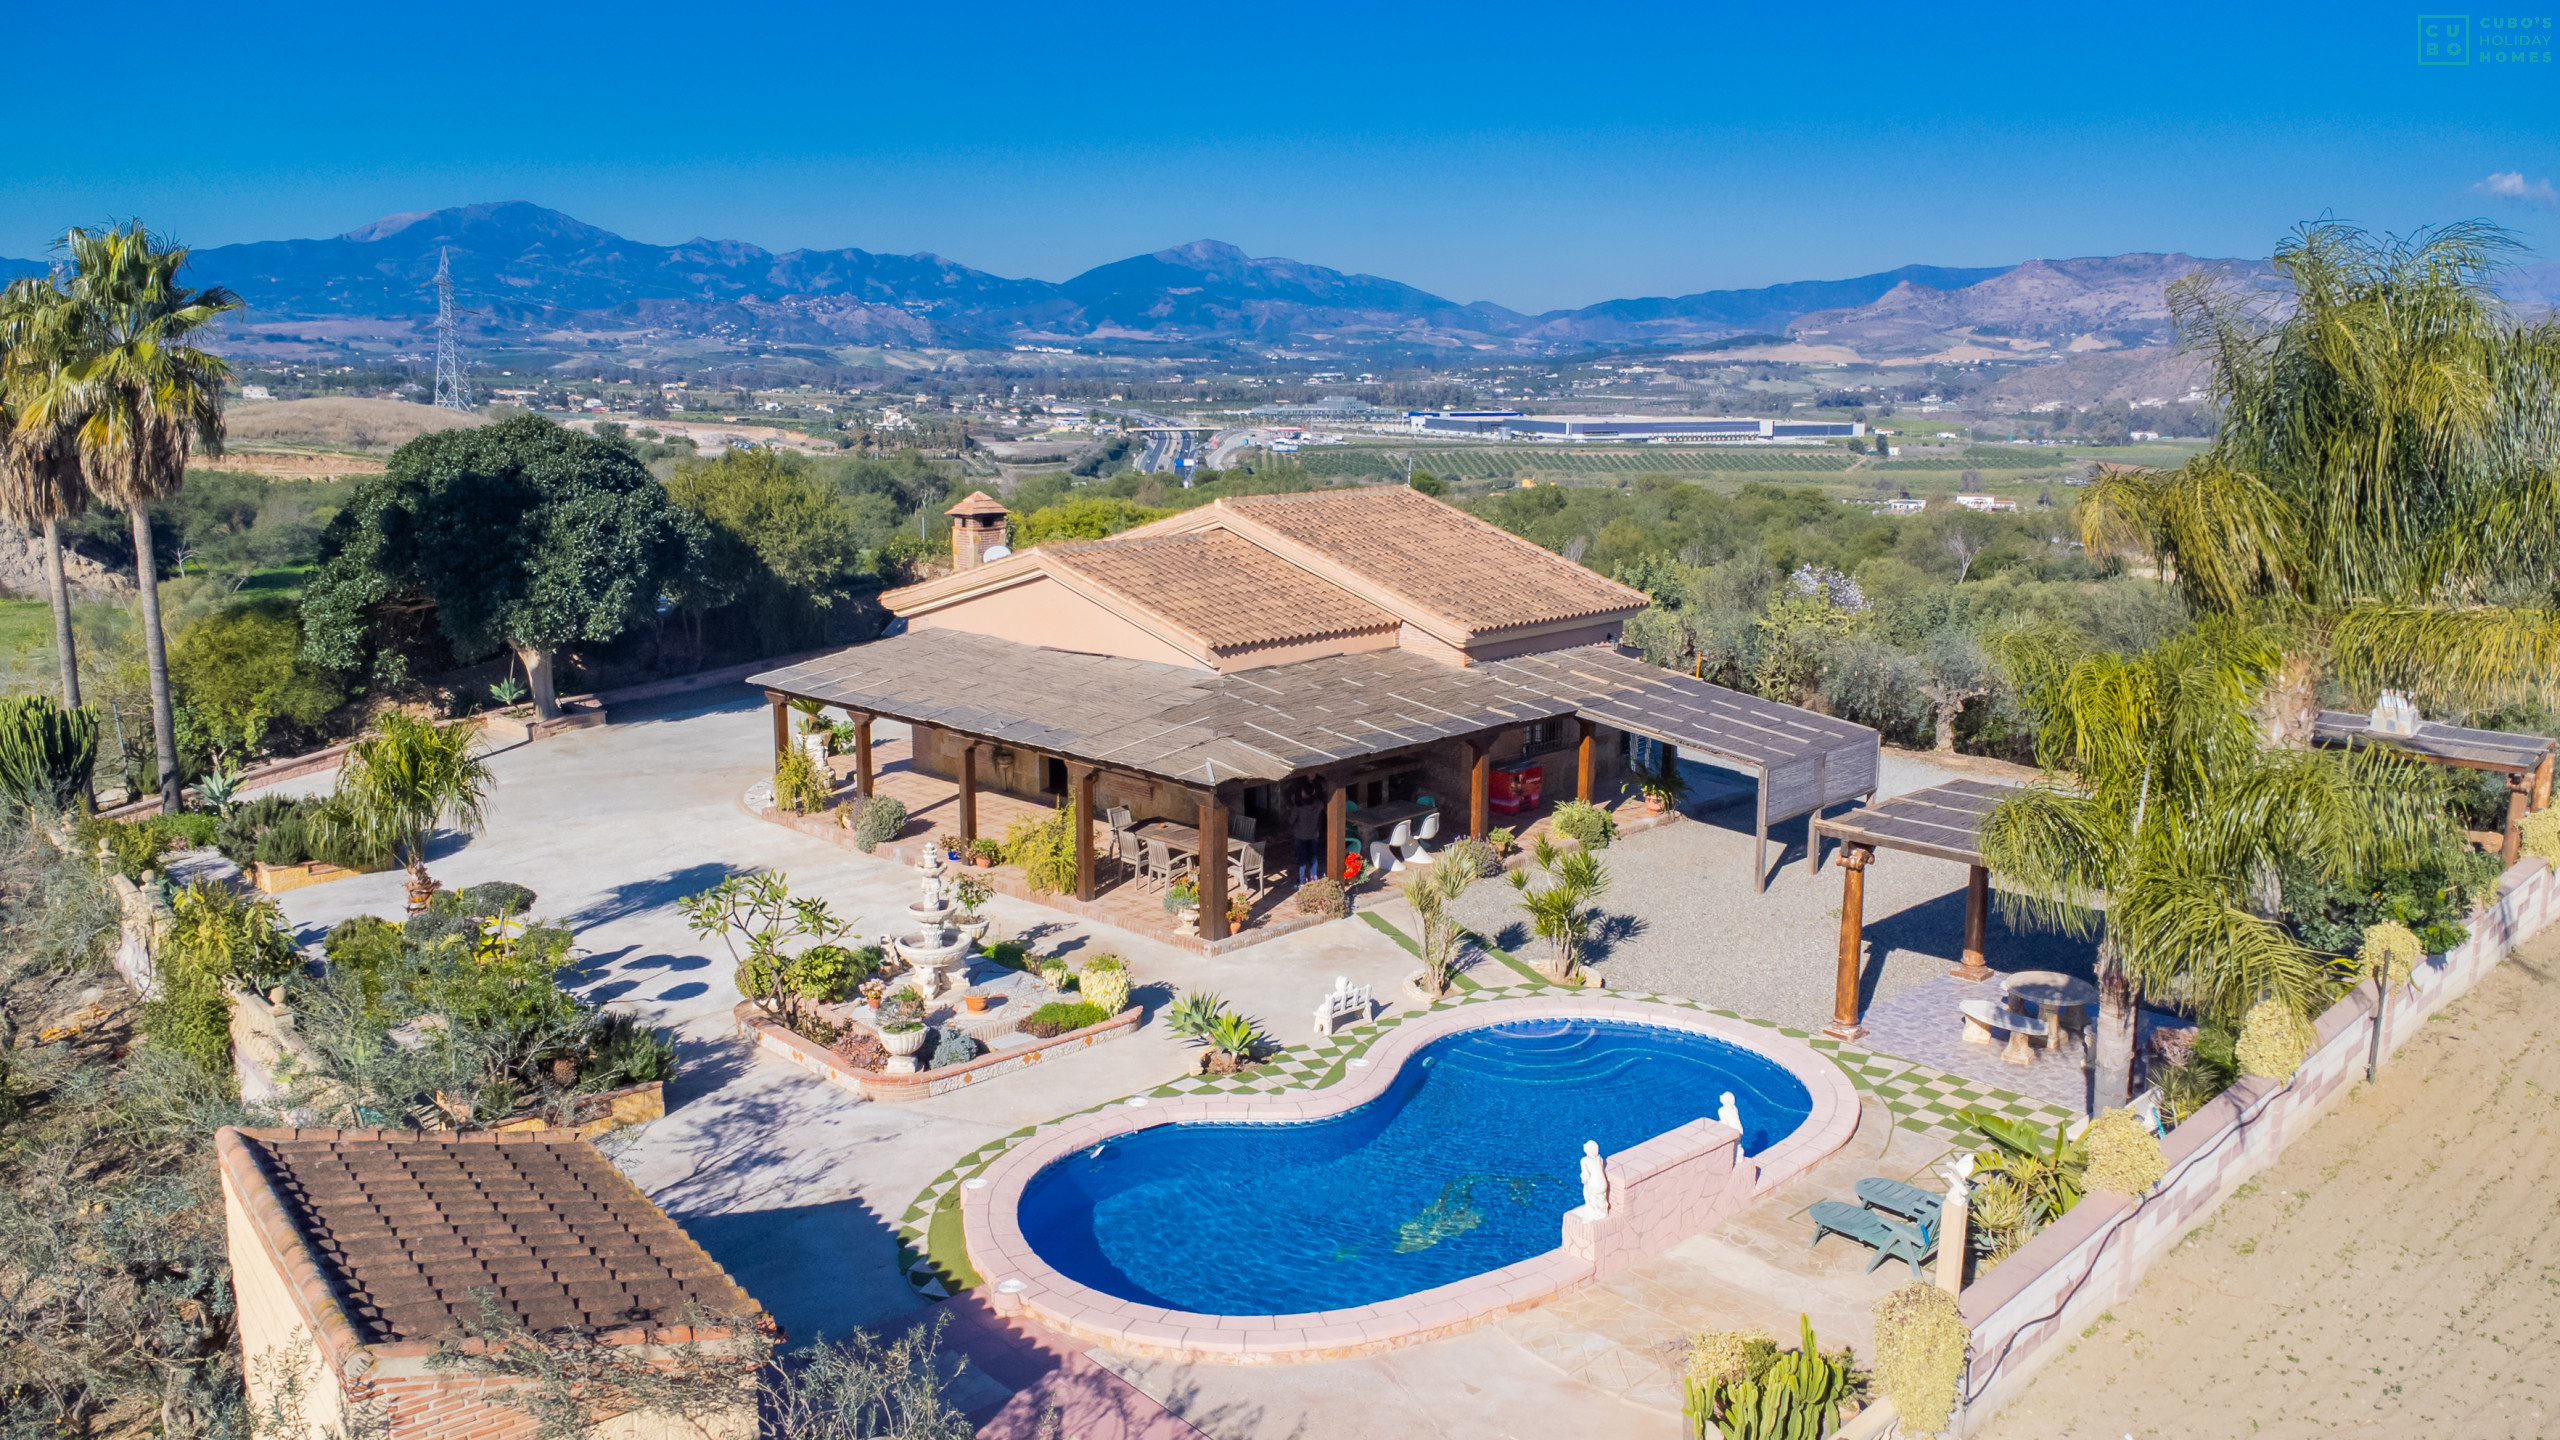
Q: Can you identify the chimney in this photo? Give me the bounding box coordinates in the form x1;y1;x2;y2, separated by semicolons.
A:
945;491;1012;572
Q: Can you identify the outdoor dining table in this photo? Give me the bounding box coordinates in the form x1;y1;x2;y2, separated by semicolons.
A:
1128;819;1252;863
2003;971;2099;1050
1346;800;1436;843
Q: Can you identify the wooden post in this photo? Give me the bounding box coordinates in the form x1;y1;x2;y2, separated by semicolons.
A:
1824;844;1873;1041
1326;780;1347;882
1952;864;1993;980
958;742;979;846
765;690;789;763
2535;752;2554;812
1804;751;1830;878
1469;742;1491;840
1198;791;1229;942
1576;726;1595;805
1753;776;1770;895
1937;1162;1972;1295
1070;763;1097;901
2503;775;2528;868
853;714;874;799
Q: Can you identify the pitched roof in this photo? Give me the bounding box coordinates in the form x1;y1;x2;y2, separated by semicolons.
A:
1041;530;1397;655
945;490;1011;517
220;1127;759;1345
1156;488;1650;641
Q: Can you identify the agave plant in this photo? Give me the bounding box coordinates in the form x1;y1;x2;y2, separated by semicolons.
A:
1164;989;1225;1045
1205;1010;1261;1068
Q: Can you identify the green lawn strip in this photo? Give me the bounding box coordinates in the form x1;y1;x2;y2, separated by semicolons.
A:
1363;909;1487;991
924;1196;981;1292
1458;928;1556;987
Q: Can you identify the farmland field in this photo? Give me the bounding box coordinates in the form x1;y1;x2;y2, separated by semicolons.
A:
1295;446;1861;483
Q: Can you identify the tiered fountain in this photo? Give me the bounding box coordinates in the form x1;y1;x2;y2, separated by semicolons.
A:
893;849;973;998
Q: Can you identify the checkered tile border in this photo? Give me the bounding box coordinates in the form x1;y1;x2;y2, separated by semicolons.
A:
891;918;2073;1298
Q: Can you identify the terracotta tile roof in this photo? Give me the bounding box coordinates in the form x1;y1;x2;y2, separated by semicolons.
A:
1044;530;1396;654
945;490;1011;517
226;1128;758;1344
1204;488;1650;638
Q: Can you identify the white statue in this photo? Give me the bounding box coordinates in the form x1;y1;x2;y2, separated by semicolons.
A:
1579;1140;1608;1218
914;850;947;910
1718;1091;1745;1162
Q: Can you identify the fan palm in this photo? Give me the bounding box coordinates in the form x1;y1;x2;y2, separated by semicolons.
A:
2081;220;2560;728
0;276;96;710
1978;617;2455;1108
38;223;241;813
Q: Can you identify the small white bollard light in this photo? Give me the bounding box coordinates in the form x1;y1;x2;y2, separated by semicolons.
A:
962;1177;988;1190
995;1276;1028;1294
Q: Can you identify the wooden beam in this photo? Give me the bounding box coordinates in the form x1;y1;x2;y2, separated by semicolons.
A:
1071;764;1097;902
1824;844;1874;1041
2503;775;2528;868
1198;790;1229;941
1469;741;1491;840
765;690;790;764
958;742;979;846
2536;752;2554;813
1326;780;1347;882
850;713;874;799
1576;726;1594;805
1804;750;1830;878
1952;864;1992;980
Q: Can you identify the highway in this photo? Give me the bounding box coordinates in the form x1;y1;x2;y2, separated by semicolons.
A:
1092;406;1210;476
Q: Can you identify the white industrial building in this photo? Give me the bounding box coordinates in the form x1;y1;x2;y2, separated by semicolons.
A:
1406;411;1865;441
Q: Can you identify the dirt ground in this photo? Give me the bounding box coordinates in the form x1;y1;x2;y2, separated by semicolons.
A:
1978;933;2560;1440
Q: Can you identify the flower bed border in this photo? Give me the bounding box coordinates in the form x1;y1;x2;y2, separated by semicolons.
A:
732;999;1144;1102
1950;857;2558;1434
961;995;1860;1364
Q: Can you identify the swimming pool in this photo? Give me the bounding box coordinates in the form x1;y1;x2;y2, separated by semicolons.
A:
1013;1018;1815;1315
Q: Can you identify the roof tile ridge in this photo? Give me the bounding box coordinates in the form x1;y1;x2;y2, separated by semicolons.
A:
1205;498;1477;642
216;1127;378;1376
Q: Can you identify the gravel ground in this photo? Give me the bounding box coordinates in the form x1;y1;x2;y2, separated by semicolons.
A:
1444;750;2099;1031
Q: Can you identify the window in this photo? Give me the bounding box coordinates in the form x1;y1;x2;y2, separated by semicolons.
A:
1042;757;1068;795
1522;721;1554;749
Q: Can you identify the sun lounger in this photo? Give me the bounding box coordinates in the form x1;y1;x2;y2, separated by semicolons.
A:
1855;1176;1944;1232
1808;1199;1937;1280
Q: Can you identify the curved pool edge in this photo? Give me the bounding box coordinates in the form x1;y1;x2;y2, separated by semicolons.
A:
961;995;1862;1364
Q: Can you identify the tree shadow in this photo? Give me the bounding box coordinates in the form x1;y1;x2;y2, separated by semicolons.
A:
1858;890;2101;1011
1585;911;1649;965
564;862;754;929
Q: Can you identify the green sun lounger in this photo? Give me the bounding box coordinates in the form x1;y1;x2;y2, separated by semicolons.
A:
1855;1176;1944;1231
1808;1199;1937;1280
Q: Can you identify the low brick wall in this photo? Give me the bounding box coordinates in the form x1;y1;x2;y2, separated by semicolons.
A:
1952;857;2557;1433
1562;1116;1757;1280
733;1000;1144;1102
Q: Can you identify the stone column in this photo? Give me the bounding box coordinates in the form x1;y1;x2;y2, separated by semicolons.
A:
1824;844;1873;1041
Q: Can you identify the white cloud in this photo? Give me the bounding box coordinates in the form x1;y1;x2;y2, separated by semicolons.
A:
2476;171;2559;207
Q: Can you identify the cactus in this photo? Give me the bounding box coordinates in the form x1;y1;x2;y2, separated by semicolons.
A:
0;696;98;811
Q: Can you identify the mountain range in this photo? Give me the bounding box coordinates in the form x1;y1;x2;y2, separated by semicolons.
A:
3;201;2551;363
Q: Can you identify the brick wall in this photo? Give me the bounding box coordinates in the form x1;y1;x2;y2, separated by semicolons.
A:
1950;858;2557;1434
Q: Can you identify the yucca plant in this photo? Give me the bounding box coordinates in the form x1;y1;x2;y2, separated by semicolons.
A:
1401;855;1478;997
0;694;97;811
1509;832;1610;983
312;713;492;900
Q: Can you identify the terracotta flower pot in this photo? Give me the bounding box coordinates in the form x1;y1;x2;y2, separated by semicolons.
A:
973;856;993;869
963;994;989;1013
1646;795;1666;814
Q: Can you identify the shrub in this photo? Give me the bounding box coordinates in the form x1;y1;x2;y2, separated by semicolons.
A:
1078;959;1131;1015
1001;809;1077;895
585;1011;679;1085
2081;1107;2168;1195
985;940;1028;970
140;881;299;1080
2523;806;2560;865
774;744;830;815
2156;1016;2239;1125
790;944;873;1003
928;1029;983;1069
1293;876;1349;917
1438;835;1499;879
2357;919;2423;987
1488;825;1516;854
1683;1329;1773;1386
1550;800;1616;849
849;794;907;853
170;601;343;752
0;695;98;811
1680;1315;1850;1440
1019;1000;1108;1037
1872;1283;1967;1434
949;870;992;919
2234;997;2307;1078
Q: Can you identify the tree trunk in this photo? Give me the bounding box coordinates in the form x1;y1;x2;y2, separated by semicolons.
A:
1934;704;1959;753
513;642;561;720
130;508;181;814
2092;938;2136;1111
43;518;80;710
2257;650;2320;749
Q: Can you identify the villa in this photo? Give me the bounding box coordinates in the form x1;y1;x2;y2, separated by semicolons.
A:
750;486;1881;942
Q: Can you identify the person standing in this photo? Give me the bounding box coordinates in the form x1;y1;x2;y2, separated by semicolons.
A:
1291;778;1325;884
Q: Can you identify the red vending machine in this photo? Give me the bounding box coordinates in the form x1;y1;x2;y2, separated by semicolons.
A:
1488;757;1545;814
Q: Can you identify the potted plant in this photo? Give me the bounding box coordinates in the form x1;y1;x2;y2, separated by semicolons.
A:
1163;876;1201;934
932;831;964;862
1226;893;1250;932
949;871;993;943
968;838;1002;869
1629;751;1689;815
875;987;930;1072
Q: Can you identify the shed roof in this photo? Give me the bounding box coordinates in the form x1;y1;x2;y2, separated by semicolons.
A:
2311;710;2556;775
1810;779;2014;867
945;490;1011;517
219;1127;758;1345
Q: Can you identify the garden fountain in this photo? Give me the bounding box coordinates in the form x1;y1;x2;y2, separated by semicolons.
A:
894;850;973;997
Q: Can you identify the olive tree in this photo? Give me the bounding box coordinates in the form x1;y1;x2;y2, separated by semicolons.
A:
302;416;697;716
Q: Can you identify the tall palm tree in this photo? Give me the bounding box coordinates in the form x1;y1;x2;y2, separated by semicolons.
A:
0;276;97;710
1978;617;2455;1109
2082;220;2560;729
43;224;240;813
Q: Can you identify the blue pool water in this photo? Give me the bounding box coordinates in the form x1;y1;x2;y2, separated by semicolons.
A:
1015;1019;1813;1315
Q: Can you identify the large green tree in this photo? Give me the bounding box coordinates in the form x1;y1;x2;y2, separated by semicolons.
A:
2084;220;2560;730
1978;617;2452;1108
663;448;865;653
302;415;697;716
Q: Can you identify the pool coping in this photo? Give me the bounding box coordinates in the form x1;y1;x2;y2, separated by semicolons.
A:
960;995;1862;1364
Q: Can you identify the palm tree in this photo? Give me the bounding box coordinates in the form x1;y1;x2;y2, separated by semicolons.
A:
46;224;240;813
0;276;95;709
315;713;492;908
1977;618;2455;1109
1508;834;1610;983
2082;220;2560;729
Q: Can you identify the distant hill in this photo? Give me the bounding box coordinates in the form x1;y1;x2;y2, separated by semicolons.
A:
2;202;2544;361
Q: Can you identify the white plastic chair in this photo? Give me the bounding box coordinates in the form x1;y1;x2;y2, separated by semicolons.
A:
1370;840;1400;876
1401;812;1441;866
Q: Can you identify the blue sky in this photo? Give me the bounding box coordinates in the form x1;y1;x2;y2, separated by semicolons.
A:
4;0;2552;312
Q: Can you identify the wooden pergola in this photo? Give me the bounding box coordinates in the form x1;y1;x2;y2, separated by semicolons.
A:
2311;711;2555;865
1810;780;2010;1042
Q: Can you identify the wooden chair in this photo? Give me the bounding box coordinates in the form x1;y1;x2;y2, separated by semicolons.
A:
1232;841;1267;895
1854;1177;1944;1233
1230;814;1257;842
1143;838;1192;889
1808;1200;1936;1280
1113;829;1147;886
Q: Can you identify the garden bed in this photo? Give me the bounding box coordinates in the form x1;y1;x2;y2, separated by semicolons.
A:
732;998;1144;1102
485;1079;666;1138
250;858;391;894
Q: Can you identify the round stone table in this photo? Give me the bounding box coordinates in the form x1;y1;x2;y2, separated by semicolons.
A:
2004;971;2099;1050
